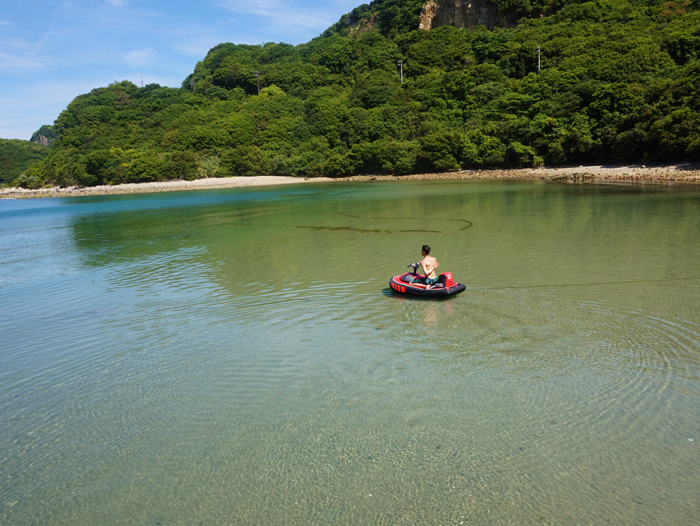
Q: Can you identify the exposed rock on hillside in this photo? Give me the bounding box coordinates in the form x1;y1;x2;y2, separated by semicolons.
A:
32;135;51;147
349;13;378;38
30;125;56;147
420;0;516;31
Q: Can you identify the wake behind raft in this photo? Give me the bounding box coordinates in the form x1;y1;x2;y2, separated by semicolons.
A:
389;269;466;297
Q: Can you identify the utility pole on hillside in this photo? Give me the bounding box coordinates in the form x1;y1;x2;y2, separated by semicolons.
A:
397;60;403;84
254;71;261;94
190;76;196;93
537;47;541;74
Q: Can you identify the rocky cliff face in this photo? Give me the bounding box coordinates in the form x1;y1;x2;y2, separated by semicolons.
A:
419;0;516;31
30;125;56;147
31;135;51;147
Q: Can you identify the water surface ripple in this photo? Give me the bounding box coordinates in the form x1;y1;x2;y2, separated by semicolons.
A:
1;180;699;525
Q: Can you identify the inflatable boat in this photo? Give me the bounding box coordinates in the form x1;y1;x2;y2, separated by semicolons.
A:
389;271;466;297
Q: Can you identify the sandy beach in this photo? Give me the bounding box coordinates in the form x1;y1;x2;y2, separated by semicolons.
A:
0;175;335;199
2;163;699;199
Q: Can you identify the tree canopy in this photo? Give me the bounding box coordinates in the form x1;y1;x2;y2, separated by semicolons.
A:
0;139;50;185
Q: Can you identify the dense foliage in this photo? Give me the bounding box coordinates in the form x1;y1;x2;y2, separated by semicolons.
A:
0;139;50;185
22;0;700;187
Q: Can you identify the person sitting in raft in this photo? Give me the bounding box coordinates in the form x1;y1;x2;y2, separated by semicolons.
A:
409;245;440;287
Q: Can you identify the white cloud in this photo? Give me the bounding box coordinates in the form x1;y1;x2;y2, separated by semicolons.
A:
105;0;128;6
0;38;52;72
21;80;102;103
172;33;225;57
124;47;156;67
217;0;334;30
0;52;48;71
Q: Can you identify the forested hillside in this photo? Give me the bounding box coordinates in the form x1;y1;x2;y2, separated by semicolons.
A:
22;0;700;187
0;140;50;185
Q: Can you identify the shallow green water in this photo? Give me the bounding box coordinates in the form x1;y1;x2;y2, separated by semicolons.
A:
1;179;699;525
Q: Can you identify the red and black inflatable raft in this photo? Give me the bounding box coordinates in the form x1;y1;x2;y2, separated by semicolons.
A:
389;272;466;297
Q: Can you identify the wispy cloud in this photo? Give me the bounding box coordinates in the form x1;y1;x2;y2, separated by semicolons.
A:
0;38;52;72
20;80;102;103
217;0;335;30
124;47;156;67
0;52;48;71
105;0;128;7
172;31;226;57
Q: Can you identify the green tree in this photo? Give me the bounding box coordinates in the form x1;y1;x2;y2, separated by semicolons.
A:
219;146;268;176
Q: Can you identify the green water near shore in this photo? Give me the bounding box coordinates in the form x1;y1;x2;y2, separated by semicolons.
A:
1;180;699;525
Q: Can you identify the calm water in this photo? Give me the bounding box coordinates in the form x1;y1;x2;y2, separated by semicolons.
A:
1;180;699;525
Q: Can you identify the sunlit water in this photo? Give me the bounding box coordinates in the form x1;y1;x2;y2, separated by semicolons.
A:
1;180;699;525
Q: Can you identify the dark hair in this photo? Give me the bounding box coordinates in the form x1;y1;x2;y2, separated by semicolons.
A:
422;245;431;254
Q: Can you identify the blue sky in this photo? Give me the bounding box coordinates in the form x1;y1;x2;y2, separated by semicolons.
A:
1;0;361;140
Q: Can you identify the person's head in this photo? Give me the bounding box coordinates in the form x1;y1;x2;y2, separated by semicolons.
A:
422;244;431;256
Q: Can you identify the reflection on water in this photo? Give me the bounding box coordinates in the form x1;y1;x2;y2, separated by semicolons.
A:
1;180;699;525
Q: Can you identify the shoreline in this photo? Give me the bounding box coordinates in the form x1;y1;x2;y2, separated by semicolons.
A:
2;163;699;199
0;175;336;199
341;163;700;185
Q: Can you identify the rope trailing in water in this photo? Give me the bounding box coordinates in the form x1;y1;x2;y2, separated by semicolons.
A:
474;276;700;291
339;214;473;231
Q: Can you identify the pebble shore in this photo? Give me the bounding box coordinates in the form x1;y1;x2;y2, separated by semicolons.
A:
343;163;700;184
2;164;699;199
